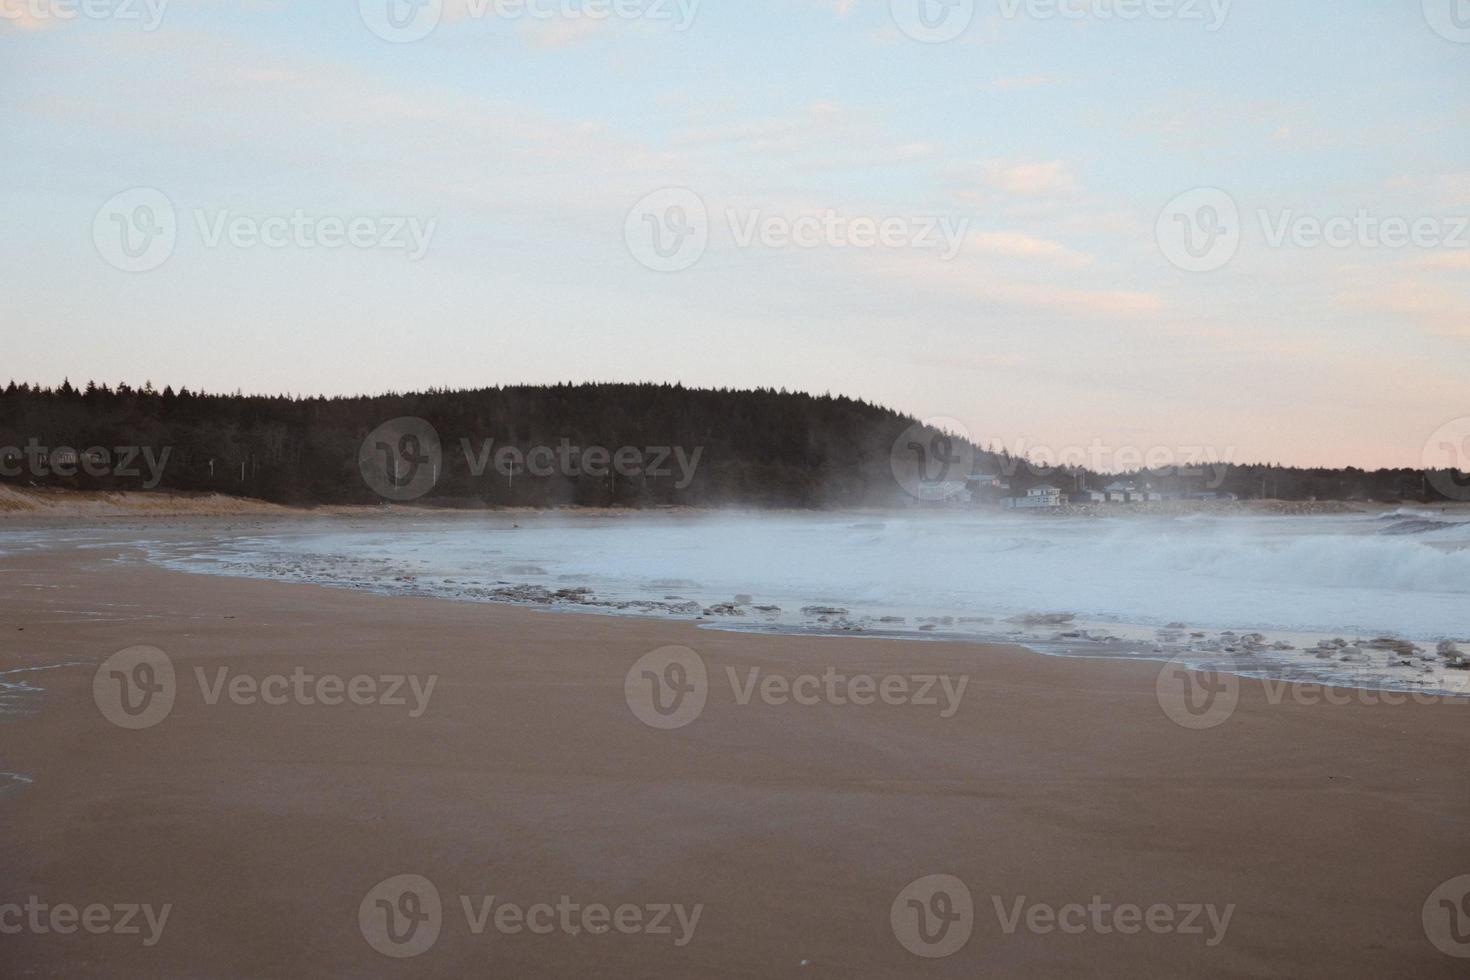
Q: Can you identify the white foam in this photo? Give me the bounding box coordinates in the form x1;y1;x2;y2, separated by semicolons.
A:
150;511;1469;667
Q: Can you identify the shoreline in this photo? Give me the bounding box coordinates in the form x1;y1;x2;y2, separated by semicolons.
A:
150;558;1470;701
8;512;1469;698
1;539;1467;976
6;484;1468;520
149;524;1470;700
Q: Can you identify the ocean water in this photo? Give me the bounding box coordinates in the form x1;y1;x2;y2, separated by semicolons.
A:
148;509;1470;695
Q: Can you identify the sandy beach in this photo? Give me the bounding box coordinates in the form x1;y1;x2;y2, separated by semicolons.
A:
0;524;1466;977
15;1;1470;973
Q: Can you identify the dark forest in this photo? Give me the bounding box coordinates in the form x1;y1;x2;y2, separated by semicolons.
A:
1;380;1462;507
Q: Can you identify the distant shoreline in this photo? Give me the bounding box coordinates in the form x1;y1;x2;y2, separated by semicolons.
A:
3;485;1467;520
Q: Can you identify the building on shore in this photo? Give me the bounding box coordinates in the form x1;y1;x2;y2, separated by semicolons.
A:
1103;481;1165;503
1007;484;1064;509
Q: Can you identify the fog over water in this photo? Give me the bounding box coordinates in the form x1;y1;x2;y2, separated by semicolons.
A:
143;509;1470;695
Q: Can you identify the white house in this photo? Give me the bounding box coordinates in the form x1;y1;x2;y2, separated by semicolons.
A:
1070;489;1106;504
1104;481;1163;503
1008;484;1063;509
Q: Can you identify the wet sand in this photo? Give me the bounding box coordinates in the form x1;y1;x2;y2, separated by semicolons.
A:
1;531;1466;978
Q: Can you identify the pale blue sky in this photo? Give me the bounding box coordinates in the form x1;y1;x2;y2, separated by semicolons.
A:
3;0;1467;467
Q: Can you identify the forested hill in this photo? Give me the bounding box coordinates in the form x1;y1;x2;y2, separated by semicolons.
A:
0;381;932;507
0;380;1462;507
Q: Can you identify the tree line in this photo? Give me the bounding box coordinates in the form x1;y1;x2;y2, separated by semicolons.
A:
0;380;1462;507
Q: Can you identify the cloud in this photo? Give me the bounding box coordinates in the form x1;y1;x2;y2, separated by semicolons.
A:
948;159;1080;201
994;282;1161;317
520;15;608;48
1125;94;1339;152
1337;274;1470;339
1384;172;1470;210
965;230;1092;267
672;102;848;149
661;101;943;172
879;251;1162;318
1410;251;1470;271
912;352;1029;372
